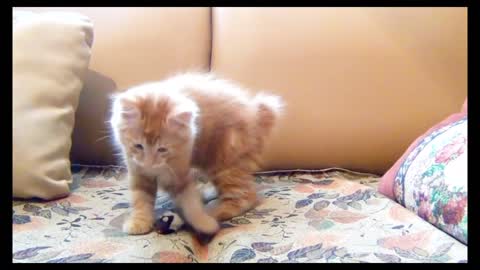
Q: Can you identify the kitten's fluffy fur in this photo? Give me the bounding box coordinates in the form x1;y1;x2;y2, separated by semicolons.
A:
110;73;283;235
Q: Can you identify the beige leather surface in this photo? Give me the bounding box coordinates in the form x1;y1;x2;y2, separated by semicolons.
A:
211;7;467;174
15;7;212;165
13;10;93;199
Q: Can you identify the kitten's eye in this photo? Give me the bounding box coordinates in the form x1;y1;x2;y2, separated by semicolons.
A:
134;144;144;150
157;147;168;153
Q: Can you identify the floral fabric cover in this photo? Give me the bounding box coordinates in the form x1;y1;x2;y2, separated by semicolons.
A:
13;166;467;263
394;117;468;244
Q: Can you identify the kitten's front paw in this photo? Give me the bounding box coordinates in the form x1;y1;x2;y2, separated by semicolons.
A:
123;216;153;235
192;215;220;235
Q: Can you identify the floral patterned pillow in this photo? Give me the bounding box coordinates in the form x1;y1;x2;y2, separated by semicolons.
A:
379;99;467;244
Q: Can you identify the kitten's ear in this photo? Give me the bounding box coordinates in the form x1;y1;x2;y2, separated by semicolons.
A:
116;96;140;123
167;111;193;129
167;100;198;131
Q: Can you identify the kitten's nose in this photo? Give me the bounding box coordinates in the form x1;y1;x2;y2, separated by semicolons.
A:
143;157;154;167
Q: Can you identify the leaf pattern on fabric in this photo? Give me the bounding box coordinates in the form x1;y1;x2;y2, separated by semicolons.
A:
269;243;293;256
35;210;52;219
287;243;323;260
412;247;429;257
251;242;276;252
313;200;330;210
12;166;466;263
307;192;326;199
332;200;349;210
13;214;31;224
295;199;313;209
112;202;130;210
13;246;50;260
230;248;256;263
329;210;367;224
257;257;278;263
374;253;402;263
308;220;335;231
51;207;69;216
311;179;334;186
431;242;454;257
23;204;42;213
46;253;94;263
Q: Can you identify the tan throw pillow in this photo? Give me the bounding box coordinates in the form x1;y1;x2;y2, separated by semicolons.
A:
13;10;94;199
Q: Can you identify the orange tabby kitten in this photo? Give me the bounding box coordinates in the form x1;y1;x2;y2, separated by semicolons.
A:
110;73;283;235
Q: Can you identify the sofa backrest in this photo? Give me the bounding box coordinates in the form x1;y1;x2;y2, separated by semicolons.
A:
210;7;467;173
14;7;467;174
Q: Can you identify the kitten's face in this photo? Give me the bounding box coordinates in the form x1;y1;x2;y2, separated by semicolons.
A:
123;131;175;171
111;90;198;175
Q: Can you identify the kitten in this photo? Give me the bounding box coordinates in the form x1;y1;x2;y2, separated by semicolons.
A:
110;72;283;235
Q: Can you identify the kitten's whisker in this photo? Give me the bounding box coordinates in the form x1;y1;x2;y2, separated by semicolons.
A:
95;135;111;143
113;152;126;157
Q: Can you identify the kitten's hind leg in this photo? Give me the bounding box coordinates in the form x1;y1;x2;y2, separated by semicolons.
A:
200;182;218;203
208;168;259;221
123;173;157;235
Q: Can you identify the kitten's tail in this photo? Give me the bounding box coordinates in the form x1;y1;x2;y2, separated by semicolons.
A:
253;92;284;137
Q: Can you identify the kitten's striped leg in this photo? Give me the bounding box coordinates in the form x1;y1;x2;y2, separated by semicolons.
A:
208;169;259;221
123;173;157;235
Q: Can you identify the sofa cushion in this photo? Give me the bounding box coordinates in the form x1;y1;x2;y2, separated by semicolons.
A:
379;99;467;244
12;10;93;199
12;166;467;262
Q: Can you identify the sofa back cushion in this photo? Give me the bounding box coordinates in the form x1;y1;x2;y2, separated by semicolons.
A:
211;7;467;173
